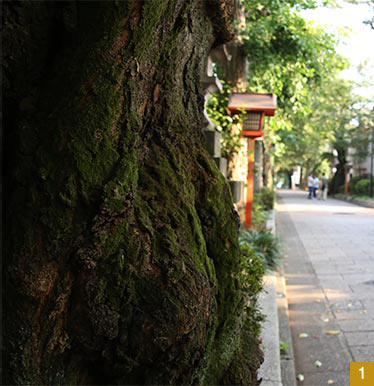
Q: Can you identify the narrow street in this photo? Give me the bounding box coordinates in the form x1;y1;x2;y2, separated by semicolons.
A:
276;190;374;385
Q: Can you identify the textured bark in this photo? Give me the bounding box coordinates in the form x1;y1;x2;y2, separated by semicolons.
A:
3;1;261;384
223;43;248;90
329;147;347;194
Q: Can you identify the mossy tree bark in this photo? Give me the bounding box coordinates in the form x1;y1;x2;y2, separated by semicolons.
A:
3;1;262;384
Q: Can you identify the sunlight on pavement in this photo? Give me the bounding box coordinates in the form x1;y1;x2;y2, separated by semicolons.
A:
277;189;374;384
276;190;373;215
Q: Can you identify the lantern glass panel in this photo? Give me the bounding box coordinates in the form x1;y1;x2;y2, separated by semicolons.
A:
243;112;262;131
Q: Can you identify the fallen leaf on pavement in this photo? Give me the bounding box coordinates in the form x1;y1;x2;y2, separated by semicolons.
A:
297;374;304;382
299;333;309;338
326;330;340;336
314;360;322;367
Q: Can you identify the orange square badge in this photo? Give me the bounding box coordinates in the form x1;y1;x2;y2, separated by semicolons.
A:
350;362;374;385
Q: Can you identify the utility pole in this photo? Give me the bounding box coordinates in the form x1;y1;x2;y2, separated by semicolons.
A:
370;126;374;198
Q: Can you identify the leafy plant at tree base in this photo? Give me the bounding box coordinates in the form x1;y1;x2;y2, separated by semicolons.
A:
239;243;265;337
240;244;265;296
239;229;282;270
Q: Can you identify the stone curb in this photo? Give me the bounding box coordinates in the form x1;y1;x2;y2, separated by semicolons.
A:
277;265;297;386
258;209;283;386
332;195;374;208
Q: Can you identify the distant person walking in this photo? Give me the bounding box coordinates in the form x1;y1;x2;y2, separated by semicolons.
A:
308;174;314;199
313;175;319;198
319;173;327;200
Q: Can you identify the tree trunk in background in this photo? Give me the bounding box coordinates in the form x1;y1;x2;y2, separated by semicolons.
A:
3;1;262;385
264;146;274;189
286;171;292;189
224;43;248;90
329;147;347;194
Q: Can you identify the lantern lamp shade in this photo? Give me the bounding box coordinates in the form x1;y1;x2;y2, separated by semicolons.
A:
227;92;277;138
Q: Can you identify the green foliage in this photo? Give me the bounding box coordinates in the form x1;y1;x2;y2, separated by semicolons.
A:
349;175;373;196
251;188;275;230
206;83;244;168
258;187;275;210
349;175;365;192
237;0;374;187
242;0;347;113
354;179;370;195
251;199;269;231
280;341;290;357
239;229;282;270
238;242;265;340
240;244;265;299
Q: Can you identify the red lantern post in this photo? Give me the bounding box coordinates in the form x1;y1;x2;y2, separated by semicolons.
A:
227;93;277;229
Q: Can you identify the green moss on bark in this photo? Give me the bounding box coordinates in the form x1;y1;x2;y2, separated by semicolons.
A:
4;1;262;385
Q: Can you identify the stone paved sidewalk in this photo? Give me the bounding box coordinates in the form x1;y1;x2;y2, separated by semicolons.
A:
276;190;374;386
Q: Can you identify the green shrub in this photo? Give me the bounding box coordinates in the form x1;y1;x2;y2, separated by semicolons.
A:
251;200;268;231
239;244;265;339
239;229;282;270
354;179;370;195
349;176;370;194
240;244;265;297
349;176;363;193
259;187;275;210
219;244;265;386
252;187;274;231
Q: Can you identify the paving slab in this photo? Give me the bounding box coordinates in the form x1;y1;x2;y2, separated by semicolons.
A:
332;310;373;321
344;331;374;346
299;370;350;386
276;189;374;386
351;345;374;362
361;299;374;310
338;319;374;332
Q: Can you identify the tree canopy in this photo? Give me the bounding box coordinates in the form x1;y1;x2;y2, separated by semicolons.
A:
208;0;373;189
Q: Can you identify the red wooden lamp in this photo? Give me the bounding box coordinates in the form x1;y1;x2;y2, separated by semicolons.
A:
227;93;277;229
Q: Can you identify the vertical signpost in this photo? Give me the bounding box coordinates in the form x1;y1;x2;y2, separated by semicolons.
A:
227;93;277;229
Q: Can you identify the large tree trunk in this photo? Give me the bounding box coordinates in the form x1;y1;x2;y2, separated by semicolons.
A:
329;146;347;194
3;1;262;385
